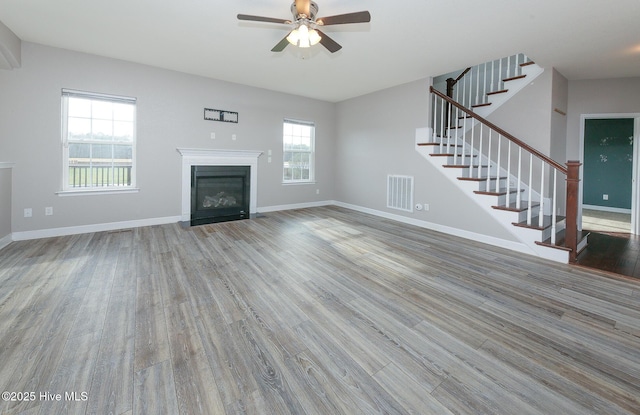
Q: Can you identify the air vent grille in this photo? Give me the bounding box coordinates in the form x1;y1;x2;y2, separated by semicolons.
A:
387;175;413;212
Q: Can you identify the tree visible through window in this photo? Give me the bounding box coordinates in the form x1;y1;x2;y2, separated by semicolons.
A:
61;89;136;190
283;119;314;183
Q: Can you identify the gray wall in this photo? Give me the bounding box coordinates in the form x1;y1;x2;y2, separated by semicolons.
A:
0;43;336;233
0;167;10;240
335;78;518;242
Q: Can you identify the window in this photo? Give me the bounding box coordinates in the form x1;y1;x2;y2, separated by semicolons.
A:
283;119;315;183
61;89;136;192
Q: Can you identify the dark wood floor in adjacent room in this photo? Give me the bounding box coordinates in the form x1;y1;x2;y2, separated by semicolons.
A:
576;231;640;279
0;206;639;414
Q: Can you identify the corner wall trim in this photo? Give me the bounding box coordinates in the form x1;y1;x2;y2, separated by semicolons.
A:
11;215;182;241
0;234;12;251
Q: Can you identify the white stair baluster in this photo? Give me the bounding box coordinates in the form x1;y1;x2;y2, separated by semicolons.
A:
447;99;453;158
470;119;476;178
483;62;487;102
496;134;502;194
551;169;558;244
499;57;504;91
486;129;492;192
506;141;511;205
527;153;533;225
469;68;474;108
490;60;495;93
439;96;445;153
478;124;484;181
461;107;467;172
516;147;522;210
475;66;480;105
539;159;545;228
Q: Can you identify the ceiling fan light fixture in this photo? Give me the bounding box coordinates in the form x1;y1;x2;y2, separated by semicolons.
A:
286;23;320;48
308;29;321;46
286;28;300;45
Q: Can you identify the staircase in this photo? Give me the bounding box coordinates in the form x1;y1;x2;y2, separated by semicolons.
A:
417;56;587;263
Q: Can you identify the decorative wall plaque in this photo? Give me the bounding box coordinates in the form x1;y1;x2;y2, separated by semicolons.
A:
204;108;238;123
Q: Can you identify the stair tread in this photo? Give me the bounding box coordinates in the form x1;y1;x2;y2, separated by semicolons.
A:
458;176;507;182
487;89;509;96
430;153;477;157
536;230;590;252
521;61;535;67
472;102;492;108
512;215;566;231
474;188;524;196
504;74;526;82
492;201;540;212
443;164;490;169
417;142;462;148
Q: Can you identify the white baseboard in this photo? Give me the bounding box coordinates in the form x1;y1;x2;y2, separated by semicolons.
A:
11;215;182;241
0;233;12;251
257;200;334;213
332;201;533;256
583;204;631;214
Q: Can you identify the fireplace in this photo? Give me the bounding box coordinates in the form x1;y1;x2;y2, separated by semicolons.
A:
191;165;250;225
177;148;262;225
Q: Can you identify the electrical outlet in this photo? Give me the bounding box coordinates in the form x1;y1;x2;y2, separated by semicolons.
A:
424;203;430;211
210;132;215;139
232;134;237;141
45;206;53;216
603;194;609;200
24;208;32;218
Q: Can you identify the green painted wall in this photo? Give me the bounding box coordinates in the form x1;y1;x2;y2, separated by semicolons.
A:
583;118;634;209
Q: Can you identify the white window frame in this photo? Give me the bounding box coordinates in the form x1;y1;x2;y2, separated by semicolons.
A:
282;118;315;184
59;89;137;195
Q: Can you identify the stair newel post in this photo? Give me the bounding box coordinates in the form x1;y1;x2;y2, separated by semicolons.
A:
565;160;582;263
446;77;455;134
432;93;437;143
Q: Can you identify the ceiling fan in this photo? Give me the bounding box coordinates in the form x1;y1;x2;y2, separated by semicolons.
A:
237;0;371;53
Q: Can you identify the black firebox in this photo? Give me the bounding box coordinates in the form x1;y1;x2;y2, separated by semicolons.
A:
191;165;250;225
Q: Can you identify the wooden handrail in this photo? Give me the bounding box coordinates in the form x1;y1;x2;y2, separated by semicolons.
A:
430;86;568;174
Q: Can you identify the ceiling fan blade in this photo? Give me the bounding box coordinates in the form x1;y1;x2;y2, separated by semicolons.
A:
237;14;291;24
316;29;342;53
317;11;371;26
271;34;291;52
295;0;311;17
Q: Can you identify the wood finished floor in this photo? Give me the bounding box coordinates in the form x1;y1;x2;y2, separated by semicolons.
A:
577;232;640;279
1;206;640;414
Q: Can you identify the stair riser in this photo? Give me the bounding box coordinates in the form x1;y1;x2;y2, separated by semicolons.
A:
516;205;540;222
497;192;521;205
475;179;508;192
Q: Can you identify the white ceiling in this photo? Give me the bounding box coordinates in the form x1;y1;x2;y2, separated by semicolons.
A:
1;0;639;102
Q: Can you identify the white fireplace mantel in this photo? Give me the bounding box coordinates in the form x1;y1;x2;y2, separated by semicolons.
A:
177;148;263;222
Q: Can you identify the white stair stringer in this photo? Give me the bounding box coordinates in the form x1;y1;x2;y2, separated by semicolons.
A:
416;127;569;263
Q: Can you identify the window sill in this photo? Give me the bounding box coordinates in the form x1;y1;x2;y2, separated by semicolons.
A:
282;181;316;186
56;187;140;197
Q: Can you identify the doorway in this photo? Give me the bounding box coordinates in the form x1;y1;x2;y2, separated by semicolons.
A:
580;114;640;235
